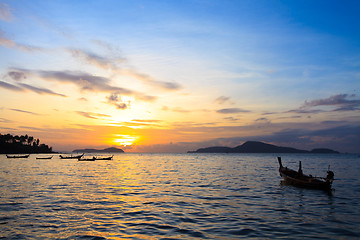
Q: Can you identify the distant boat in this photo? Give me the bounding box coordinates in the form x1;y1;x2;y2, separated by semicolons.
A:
6;154;30;159
94;155;113;160
78;157;95;161
59;153;84;159
277;157;334;190
36;156;53;159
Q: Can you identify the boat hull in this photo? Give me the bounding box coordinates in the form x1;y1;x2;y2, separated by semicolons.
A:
36;156;53;159
94;156;113;160
60;153;84;159
6;154;30;158
78;158;95;161
280;171;332;190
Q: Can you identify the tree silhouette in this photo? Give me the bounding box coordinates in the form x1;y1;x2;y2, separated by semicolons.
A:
28;136;33;145
20;135;26;145
0;133;54;154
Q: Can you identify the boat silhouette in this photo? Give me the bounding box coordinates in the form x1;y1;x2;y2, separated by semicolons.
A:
277;157;334;190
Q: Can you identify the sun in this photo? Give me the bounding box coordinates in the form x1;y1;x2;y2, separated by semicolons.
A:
112;134;138;147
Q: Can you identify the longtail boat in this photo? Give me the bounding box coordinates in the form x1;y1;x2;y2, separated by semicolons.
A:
94;155;113;160
78;157;96;161
277;157;334;190
6;154;30;158
36;156;53;159
59;153;84;159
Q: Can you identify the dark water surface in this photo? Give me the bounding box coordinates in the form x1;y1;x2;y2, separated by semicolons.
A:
1;153;359;239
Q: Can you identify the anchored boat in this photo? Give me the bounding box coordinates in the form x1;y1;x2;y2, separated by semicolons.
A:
94;155;113;160
59;153;84;159
6;154;30;158
78;157;96;161
36;156;53;159
277;157;334;190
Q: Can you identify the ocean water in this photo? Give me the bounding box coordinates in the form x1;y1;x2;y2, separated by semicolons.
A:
0;153;359;239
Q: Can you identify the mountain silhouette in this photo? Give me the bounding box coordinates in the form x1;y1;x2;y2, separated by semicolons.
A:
72;147;124;153
188;141;339;153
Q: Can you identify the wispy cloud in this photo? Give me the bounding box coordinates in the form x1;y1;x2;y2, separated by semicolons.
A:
277;115;302;120
68;48;123;70
0;80;24;91
171;121;218;128
19;83;67;97
286;94;360;114
131;119;162;123
2;72;66;97
18;126;44;131
7;71;27;81
92;39;122;52
9;108;41;115
224;116;240;121
38;70;130;92
0;117;12;123
162;106;191;113
286;109;324;114
0;2;13;22
122;69;181;90
113;119;162;128
76;111;111;119
0;28;44;52
69;47;181;91
255;117;271;123
216;108;251;114
0;126;16;131
262;112;278;115
106;93;129;110
303;94;360;111
214;96;233;105
116;121;161;128
7;68;157;102
38;69;157;101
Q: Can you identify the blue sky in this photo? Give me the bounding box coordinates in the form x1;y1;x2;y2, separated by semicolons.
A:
0;0;359;152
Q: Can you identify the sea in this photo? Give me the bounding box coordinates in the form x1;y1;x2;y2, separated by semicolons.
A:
0;153;359;239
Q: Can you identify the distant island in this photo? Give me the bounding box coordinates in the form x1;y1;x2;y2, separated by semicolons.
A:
72;147;124;153
0;133;54;154
188;141;339;154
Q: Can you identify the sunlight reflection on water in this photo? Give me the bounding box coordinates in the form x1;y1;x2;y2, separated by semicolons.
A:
0;153;360;239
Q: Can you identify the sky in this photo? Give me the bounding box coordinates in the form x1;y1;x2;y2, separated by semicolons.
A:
0;0;359;153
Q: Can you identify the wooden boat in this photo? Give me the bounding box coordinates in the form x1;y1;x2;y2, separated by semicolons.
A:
78;157;95;161
59;153;84;159
6;154;30;158
36;156;53;159
94;155;113;160
277;157;334;190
